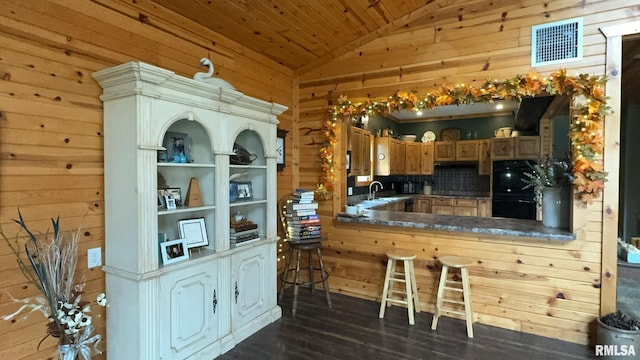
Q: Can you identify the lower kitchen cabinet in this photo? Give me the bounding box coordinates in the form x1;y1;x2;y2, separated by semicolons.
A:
431;198;454;215
453;198;478;217
160;260;221;360
413;196;490;217
415;198;432;213
477;199;492;217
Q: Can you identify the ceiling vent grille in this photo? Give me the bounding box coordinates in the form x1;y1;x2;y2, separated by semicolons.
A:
531;18;583;67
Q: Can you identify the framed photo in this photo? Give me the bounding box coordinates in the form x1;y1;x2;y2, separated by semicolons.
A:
178;218;209;248
163;131;191;163
160;238;189;265
165;197;177;210
165;188;182;207
230;181;253;202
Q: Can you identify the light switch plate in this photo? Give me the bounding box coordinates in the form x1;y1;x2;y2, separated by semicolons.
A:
88;247;102;268
347;187;353;195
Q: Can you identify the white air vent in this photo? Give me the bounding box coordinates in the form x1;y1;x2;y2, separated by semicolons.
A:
531;18;583;67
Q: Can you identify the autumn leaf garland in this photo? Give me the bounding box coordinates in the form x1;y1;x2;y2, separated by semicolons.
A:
316;69;608;204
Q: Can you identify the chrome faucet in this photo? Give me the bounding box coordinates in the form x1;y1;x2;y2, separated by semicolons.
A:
368;181;383;200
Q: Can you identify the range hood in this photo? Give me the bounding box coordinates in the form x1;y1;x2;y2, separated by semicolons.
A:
513;96;555;134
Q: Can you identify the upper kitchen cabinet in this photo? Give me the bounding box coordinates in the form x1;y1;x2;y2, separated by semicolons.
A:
434;141;456;162
351;127;372;176
456;140;478;161
94;61;286;360
478;140;491;175
405;142;421;174
420;142;435;175
491;136;540;160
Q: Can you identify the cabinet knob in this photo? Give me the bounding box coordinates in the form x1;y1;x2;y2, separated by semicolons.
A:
212;289;217;314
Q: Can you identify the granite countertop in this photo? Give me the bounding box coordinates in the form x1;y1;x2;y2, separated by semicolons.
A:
336;210;576;241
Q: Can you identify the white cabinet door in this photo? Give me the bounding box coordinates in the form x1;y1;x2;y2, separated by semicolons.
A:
160;261;219;360
231;243;276;331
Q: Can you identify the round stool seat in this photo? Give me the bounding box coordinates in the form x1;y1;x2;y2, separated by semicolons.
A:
289;242;322;251
439;255;473;268
386;249;417;260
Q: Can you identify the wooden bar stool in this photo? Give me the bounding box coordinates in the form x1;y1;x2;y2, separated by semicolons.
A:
278;242;332;315
378;249;420;325
431;255;475;338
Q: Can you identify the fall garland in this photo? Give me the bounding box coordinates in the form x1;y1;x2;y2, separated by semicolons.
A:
316;69;608;204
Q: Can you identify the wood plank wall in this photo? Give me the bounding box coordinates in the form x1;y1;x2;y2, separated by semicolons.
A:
297;0;638;344
0;0;293;358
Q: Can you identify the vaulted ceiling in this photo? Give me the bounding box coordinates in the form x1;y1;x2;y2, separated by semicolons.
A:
151;0;507;72
152;0;638;101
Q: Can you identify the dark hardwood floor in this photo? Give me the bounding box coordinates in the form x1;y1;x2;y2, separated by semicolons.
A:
219;289;597;360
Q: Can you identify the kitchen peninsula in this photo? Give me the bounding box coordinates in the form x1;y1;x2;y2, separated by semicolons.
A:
336;209;576;241
324;195;596;345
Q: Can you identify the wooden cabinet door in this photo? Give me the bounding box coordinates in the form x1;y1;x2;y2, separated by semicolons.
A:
351;127;363;175
477;199;491;217
160;261;219;360
454;198;478;216
362;131;372;174
491;138;515;160
375;137;391;176
514;136;540;159
416;198;431;213
456;140;478;161
391;138;405;174
420;143;435;175
431;198;453;215
434;141;455;161
432;205;453;215
478;140;491;175
405;142;421;174
454;206;478;216
232;243;275;332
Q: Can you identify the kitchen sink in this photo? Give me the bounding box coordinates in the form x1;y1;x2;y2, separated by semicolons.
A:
358;199;390;208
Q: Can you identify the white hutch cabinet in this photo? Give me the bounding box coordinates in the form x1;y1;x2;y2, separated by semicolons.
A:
93;62;287;360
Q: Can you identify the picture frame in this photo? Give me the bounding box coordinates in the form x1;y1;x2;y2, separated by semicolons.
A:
165;188;182;207
163;131;191;163
230;181;253;202
160;238;189;265
178;218;209;248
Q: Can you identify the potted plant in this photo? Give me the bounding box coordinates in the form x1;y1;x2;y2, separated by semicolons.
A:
596;310;640;358
522;155;573;228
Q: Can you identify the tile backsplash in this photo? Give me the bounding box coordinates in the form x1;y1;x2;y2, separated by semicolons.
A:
433;166;490;193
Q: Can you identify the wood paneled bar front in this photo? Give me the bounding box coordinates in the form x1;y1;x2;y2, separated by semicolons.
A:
327;211;600;345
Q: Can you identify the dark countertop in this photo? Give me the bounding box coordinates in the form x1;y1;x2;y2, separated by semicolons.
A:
336;210;576;241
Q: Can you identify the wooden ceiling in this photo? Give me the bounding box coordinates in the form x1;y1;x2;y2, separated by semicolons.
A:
152;0;637;101
151;0;495;72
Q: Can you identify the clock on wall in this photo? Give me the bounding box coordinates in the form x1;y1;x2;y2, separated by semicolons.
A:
276;128;288;171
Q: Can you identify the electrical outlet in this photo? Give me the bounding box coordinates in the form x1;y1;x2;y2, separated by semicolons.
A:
88;247;102;268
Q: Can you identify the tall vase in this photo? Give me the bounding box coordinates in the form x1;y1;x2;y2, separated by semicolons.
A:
58;344;79;360
542;187;570;228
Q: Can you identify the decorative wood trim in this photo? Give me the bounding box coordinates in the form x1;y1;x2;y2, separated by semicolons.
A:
598;21;635;316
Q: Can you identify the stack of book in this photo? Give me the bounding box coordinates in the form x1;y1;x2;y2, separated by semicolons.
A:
285;189;322;243
230;221;259;245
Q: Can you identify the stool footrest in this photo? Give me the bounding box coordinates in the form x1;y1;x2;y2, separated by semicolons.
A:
384;298;409;305
443;299;464;305
440;308;466;316
443;286;463;292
